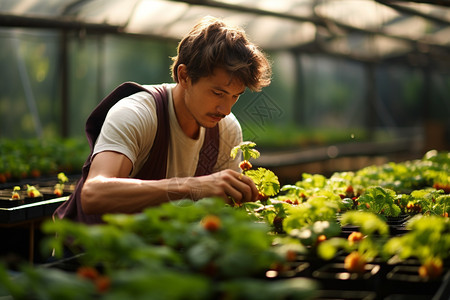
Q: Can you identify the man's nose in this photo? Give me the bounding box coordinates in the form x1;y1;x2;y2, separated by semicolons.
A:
217;98;235;116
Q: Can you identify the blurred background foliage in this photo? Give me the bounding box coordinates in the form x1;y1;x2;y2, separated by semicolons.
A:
0;28;449;149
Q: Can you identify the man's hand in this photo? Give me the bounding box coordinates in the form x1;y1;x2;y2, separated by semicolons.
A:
185;169;258;204
82;151;259;214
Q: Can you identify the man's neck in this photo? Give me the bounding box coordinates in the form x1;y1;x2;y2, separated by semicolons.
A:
172;84;200;139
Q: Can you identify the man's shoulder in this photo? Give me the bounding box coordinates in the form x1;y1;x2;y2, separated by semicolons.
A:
221;112;241;128
141;83;175;95
114;83;172;110
218;112;242;140
117;83;173;101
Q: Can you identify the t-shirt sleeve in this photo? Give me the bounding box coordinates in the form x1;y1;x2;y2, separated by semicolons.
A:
92;93;157;172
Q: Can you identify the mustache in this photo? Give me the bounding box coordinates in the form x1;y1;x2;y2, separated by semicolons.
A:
209;113;226;118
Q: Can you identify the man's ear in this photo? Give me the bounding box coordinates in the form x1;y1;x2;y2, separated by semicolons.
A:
177;64;190;88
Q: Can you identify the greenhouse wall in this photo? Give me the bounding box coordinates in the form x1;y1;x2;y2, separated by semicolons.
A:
0;28;449;151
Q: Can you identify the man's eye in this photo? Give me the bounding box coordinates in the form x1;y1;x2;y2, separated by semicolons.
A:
212;91;223;96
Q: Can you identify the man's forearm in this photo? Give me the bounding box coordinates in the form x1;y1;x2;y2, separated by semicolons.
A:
80;176;192;214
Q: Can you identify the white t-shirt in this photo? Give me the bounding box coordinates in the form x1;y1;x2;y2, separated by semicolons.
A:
93;84;242;178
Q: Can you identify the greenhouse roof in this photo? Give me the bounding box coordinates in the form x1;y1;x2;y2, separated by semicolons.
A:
0;0;449;68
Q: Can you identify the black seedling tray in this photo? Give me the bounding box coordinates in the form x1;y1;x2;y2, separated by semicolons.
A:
0;196;69;224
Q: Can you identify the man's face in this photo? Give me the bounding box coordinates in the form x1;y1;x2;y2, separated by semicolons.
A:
184;67;246;128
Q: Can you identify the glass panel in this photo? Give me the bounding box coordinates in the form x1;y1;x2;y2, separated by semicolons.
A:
0;28;61;139
73;0;140;26
67;33;176;137
67;33;102;137
0;0;75;15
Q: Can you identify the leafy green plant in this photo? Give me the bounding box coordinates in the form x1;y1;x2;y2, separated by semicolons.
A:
230;141;260;167
0;265;95;300
0;138;88;182
277;185;307;205
231;141;280;201
282;195;340;234
383;214;450;279
317;211;390;272
340;211;390;236
356;186;401;217
0;197;320;299
243;200;290;233
295;173;328;190
351;150;449;194
384;215;450;262
288;220;341;248
407;189;449;216
2;197;319;300
218;277;318;300
246;168;280;200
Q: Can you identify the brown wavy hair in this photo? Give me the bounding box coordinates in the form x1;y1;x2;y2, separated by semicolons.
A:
171;16;271;92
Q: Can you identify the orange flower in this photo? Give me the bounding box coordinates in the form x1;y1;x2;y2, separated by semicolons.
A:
239;160;252;171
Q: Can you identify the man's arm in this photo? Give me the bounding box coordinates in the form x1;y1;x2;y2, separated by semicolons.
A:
81;151;258;215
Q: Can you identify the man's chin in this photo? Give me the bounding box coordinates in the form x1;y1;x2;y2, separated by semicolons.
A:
200;118;222;128
201;121;219;128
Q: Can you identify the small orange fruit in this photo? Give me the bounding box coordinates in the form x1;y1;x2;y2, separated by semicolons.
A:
77;266;99;280
286;249;297;261
418;257;443;279
201;215;221;232
344;251;366;274
317;234;327;243
95;276;111;293
348;232;364;245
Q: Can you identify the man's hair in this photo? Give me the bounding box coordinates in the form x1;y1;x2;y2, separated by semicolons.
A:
171;16;271;92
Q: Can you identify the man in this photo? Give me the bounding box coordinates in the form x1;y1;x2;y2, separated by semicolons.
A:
54;16;272;224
